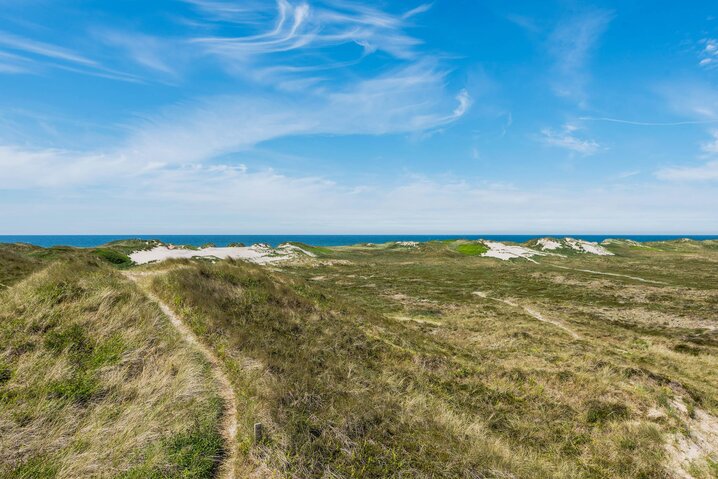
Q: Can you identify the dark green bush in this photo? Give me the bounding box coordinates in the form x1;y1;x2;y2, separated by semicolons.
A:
94;249;132;267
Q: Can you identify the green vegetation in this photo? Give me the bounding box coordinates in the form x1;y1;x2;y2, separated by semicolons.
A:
286;241;333;256
94;248;133;267
0;243;44;288
103;239;160;254
0;258;223;477
1;238;717;477
455;241;488;255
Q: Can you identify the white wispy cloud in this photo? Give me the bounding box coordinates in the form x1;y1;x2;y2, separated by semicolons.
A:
548;9;613;105
96;30;180;77
0;50;33;73
119;62;468;167
656;161;718;181
402;3;432;20
578;116;718;126
189;0;427;86
539;123;601;155
0;31;97;66
0;59;470;190
656;130;718;181
699;38;718;68
0;30;140;82
3;157;717;234
0;145;120;189
659;81;718;120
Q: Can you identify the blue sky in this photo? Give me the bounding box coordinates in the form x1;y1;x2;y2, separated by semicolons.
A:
1;0;717;234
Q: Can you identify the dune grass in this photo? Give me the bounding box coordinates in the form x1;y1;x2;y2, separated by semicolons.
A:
142;239;718;478
1;239;716;477
0;258;224;478
0;244;44;289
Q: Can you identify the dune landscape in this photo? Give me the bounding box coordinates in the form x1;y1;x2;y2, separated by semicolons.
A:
1;237;717;477
3;0;718;477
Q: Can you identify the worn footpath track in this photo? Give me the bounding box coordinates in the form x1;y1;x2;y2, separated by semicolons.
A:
124;271;238;478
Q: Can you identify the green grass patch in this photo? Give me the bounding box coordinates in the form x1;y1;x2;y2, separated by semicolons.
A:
455;243;488;256
94;248;133;267
118;397;224;479
287;242;333;256
8;455;59;479
48;372;100;403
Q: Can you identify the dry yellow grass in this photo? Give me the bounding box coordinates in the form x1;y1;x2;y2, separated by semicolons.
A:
0;259;224;478
2;238;717;477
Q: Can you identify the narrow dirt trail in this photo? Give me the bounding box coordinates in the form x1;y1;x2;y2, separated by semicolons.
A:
473;291;580;339
549;264;667;284
124;271;238;479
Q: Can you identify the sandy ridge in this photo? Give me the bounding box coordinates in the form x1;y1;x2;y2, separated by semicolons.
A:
124;271;238;479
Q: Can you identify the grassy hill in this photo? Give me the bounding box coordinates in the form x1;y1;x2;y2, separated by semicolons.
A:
0;239;717;478
0;257;224;478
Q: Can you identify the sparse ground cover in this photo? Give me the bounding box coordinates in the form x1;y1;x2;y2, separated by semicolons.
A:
0;238;716;477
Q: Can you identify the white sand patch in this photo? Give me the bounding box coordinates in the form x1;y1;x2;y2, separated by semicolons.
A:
129;243;311;265
665;395;718;478
535;237;615;255
395;241;419;247
536;238;562;250
481;241;547;263
563;238;614;255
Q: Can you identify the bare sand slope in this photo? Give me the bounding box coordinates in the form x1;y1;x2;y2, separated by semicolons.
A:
129;244;314;265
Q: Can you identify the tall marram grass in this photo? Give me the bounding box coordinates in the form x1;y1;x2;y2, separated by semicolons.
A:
0;258;224;478
148;259;678;478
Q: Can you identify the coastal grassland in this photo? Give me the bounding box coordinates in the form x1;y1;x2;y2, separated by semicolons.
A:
0;243;44;288
148;260;566;478
0;242;135;289
143;240;718;478
0;258;224;478
1;238;716;478
286;242;333;256
276;240;718;477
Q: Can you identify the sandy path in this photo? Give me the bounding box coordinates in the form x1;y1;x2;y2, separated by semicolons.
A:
665;394;718;478
473;291;580;339
550;265;666;284
124;271;238;479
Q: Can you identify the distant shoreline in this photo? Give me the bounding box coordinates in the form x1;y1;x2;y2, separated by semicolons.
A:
1;234;717;248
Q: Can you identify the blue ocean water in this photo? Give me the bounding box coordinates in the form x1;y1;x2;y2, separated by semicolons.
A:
0;234;716;248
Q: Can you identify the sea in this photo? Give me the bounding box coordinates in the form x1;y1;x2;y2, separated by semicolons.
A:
1;235;717;248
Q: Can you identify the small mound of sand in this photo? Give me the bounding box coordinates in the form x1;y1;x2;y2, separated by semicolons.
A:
129;243;313;265
534;237;614;256
395;241;419;247
481;241;548;263
536;238;562;250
